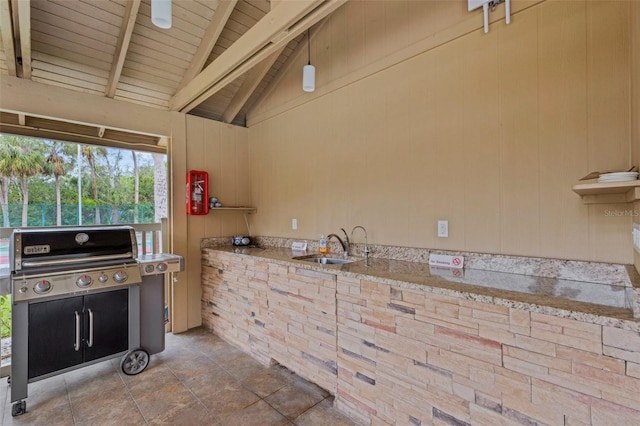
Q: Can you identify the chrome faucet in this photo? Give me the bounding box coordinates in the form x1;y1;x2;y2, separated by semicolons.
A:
351;225;370;259
326;228;350;256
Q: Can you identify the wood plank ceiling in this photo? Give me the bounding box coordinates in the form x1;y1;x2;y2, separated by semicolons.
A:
0;0;345;148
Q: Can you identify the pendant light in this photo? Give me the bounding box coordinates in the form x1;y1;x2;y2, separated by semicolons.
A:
302;29;315;92
151;0;172;29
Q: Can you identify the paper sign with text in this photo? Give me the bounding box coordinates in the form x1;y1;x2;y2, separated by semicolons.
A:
291;241;307;251
428;254;464;269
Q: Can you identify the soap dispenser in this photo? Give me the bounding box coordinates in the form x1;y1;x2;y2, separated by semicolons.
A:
318;235;327;254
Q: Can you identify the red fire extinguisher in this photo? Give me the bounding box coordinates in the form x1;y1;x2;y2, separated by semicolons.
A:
186;170;209;215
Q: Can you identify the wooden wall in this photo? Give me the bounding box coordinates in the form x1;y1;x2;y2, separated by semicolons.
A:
247;0;635;264
177;115;251;328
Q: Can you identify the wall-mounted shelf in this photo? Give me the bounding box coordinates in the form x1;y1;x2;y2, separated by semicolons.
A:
209;207;257;214
572;180;640;204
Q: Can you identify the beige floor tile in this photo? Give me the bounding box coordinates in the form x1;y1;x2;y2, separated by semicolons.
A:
264;380;327;420
70;389;143;426
3;401;73;426
65;370;126;403
149;399;219;425
124;366;179;397
184;367;238;399
132;379;196;422
241;365;293;398
7;375;68;414
0;327;357;426
218;352;266;381
197;381;261;418
165;354;219;381
218;399;291;426
206;342;244;361
294;398;359;426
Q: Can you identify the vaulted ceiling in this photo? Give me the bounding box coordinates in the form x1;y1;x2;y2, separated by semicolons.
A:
0;0;345;132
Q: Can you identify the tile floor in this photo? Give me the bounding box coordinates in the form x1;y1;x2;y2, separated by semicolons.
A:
0;328;357;425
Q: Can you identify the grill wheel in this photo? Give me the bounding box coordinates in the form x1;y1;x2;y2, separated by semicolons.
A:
120;348;150;375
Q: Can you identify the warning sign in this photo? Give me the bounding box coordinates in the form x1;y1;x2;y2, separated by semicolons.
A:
428;254;464;269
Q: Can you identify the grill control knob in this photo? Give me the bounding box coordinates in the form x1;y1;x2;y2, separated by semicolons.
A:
34;280;52;294
113;270;128;283
98;273;109;283
157;262;168;272
76;274;93;288
19;286;28;294
144;264;155;274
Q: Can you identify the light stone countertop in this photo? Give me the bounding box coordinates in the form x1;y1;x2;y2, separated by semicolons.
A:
202;244;640;331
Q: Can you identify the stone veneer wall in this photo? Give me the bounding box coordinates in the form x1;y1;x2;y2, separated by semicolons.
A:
201;253;271;364
202;250;338;393
201;249;640;425
336;276;640;425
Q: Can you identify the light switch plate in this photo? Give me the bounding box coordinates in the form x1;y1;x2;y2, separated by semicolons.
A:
292;218;297;230
438;220;448;238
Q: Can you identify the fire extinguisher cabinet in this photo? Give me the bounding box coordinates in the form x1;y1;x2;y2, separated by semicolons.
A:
186;170;208;215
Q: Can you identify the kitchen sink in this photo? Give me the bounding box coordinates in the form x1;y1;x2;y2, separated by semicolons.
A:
293;255;355;265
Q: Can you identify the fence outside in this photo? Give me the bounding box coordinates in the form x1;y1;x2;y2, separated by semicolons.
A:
0;203;156;228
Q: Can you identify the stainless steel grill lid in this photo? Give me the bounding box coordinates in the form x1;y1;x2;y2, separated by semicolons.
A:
10;226;138;272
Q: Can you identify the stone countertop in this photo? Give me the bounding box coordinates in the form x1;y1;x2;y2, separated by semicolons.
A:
203;246;640;329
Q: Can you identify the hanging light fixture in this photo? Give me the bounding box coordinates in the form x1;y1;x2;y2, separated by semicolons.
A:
151;0;172;29
302;29;315;92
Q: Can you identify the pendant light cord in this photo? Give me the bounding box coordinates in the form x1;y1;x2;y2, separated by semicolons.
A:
307;29;311;66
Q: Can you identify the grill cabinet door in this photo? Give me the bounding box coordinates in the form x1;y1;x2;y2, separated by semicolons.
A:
83;289;129;361
28;296;84;379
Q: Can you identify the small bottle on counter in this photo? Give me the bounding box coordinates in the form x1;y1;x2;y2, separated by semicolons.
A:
318;235;327;254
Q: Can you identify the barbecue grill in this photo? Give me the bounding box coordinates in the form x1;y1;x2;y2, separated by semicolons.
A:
8;226;183;417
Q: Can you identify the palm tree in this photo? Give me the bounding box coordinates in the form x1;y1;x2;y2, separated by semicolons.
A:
81;145;106;224
44;141;70;226
132;151;139;223
8;138;45;226
0;138;19;227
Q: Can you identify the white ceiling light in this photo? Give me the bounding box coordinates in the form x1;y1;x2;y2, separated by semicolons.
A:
151;0;172;29
302;29;315;92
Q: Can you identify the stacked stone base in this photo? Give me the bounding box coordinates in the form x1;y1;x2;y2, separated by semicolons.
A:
202;249;640;425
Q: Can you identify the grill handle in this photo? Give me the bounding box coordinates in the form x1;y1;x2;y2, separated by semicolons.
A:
74;311;80;351
21;252;135;269
87;309;94;348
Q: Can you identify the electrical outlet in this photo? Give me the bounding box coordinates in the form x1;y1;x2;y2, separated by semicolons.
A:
292;218;297;230
437;220;448;238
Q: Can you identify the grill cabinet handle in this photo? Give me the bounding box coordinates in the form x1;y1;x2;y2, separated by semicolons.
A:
74;311;80;351
88;309;94;348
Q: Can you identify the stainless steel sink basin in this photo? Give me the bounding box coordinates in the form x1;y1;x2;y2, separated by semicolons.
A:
293;255;355;265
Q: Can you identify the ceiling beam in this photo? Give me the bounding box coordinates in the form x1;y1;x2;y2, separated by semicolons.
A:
0;123;166;154
221;47;284;123
176;0;238;91
249;18;329;117
1;75;171;137
16;0;30;79
106;0;141;98
171;0;327;112
171;0;347;113
0;0;17;76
